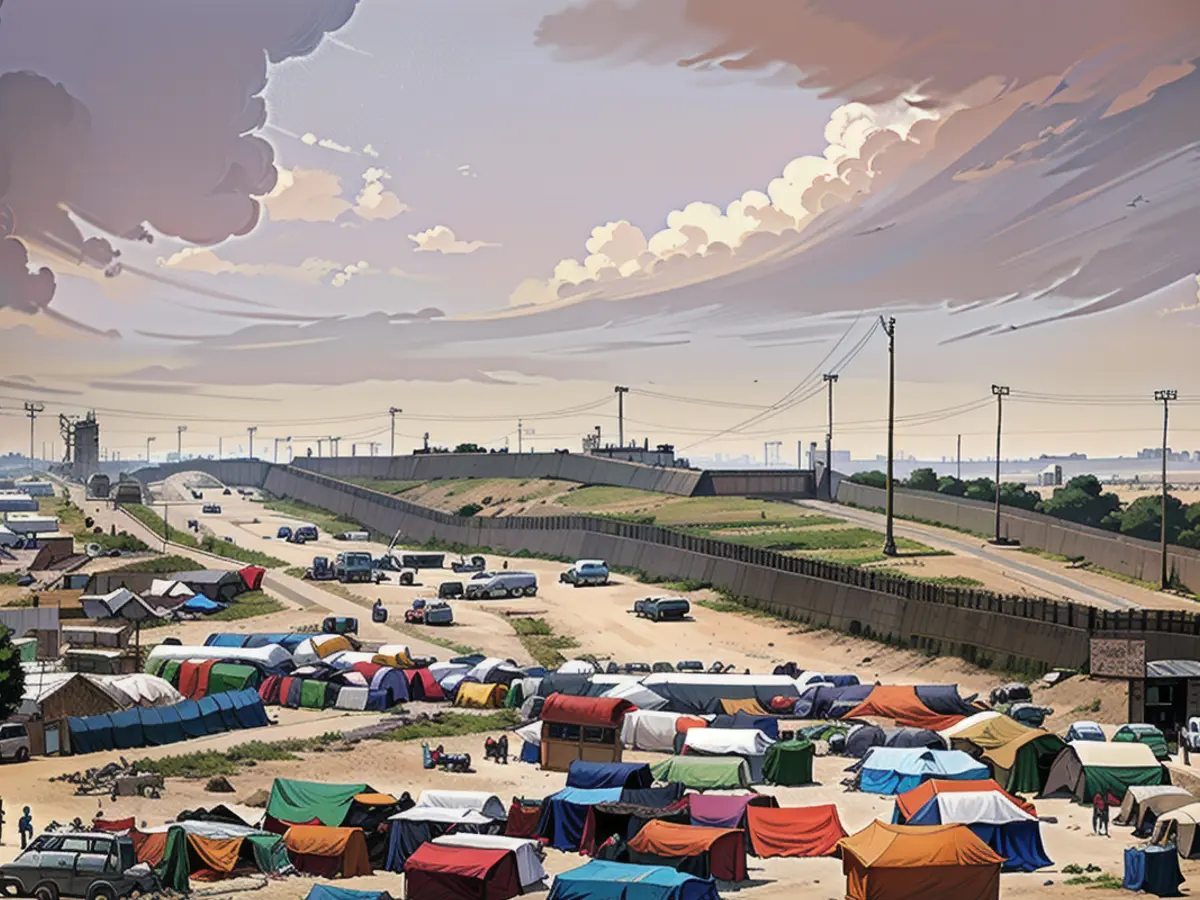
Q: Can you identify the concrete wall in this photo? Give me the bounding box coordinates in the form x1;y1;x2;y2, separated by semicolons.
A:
836;480;1200;590
693;469;815;498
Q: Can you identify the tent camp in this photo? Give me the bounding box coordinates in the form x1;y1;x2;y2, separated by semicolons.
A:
709;711;779;740
454;681;508;709
405;668;446;701
844;725;945;759
858;748;989;795
580;803;692;857
1152;802;1200;858
293;635;354;667
432;834;546;890
688;793;778;831
283;826;371;878
97;674;183;708
622;711;693;753
681;728;774;783
641;673;803;715
603;681;668;711
146;643;292;674
568;761;653;791
68;689;268;753
385;807;498;872
266;779;380;828
763;738;815;786
793;683;873;719
626;820;748;882
1042;741;1167;804
539;788;624;851
1115;786;1193;831
839;821;1005;900
547;861;721;900
843;685;968;732
651;756;752;791
745;804;847;858
897;790;1052;872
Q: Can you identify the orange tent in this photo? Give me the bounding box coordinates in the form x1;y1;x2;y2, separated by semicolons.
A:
839;821;1004;900
719;698;769;716
842;686;965;732
674;716;708;735
627;819;747;881
283;826;371;878
745;804;847;858
894;779;1036;824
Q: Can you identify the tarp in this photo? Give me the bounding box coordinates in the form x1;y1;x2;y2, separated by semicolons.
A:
623;711;689;752
415;791;507;820
688;793;777;830
709;711;779;740
384;808;495;874
539;788;624;851
306;887;390;900
403;843;521;900
652;756;751;791
859;748;989;795
1124;844;1185;897
293;635;353;667
1152;802;1200;858
1042;740;1166;803
745;804;847;858
1116;785;1192;827
336;686;370;711
547;861;720;900
455;681;508;709
843;685;966;732
939;711;1003;739
406;668;446;701
506;801;542;840
718;698;769;716
904;793;1052;873
682;728;774;757
793;683;872;719
894;780;1036;823
98;673;183;707
641;673;803;715
839;821;1004;900
1114;724;1171;761
267;778;369;827
980;731;1066;795
69;689;266;754
942;713;1028;748
433;834;547;889
914;685;978;717
283;826;371;878
182;594;225;613
581;803;692;856
542;693;635;727
603;682;668;711
239;565;266;591
568;761;653;791
763;738;814;786
207;663;258;695
146;643;292;672
626;820;747;882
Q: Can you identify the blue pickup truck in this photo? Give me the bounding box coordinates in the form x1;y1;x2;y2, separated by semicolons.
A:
334;551;375;583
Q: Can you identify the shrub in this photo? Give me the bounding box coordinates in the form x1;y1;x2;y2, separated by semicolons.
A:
456;503;483;517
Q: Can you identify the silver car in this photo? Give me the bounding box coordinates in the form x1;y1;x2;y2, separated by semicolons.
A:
0;722;31;763
464;571;537;599
0;833;155;900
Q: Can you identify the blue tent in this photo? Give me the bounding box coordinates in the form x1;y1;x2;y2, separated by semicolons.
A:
904;792;1053;872
182;594;225;614
196;696;225;733
305;887;391;900
177;700;210;738
548;861;720;900
68;691;269;755
567;761;653;791
67;715;114;754
231;689;271;728
710;711;780;739
108;709;145;750
859;748;989;795
539;788;623;851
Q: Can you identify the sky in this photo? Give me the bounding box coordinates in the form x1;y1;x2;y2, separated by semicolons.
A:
1;0;1198;466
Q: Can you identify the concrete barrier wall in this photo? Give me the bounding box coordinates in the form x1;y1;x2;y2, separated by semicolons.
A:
836;480;1200;590
128;459;274;489
694;469;815;497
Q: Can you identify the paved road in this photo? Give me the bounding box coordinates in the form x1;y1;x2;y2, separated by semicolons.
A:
798;498;1144;611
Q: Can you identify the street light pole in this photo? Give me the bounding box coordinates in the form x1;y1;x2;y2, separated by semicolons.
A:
274;436;291;464
247;426;258;460
1155;389;1178;590
389;407;402;457
823;373;838;500
145;435;155;462
991;385;1010;543
176;424;187;461
881;317;897;556
614;386;629;448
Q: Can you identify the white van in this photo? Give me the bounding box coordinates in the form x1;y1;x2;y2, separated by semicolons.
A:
464;571;537;600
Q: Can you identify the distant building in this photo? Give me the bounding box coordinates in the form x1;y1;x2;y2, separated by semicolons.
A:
590;443;689;468
1038;464;1063;487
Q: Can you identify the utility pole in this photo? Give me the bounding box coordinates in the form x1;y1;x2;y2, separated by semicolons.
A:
423;432;430;453
23;402;44;470
389;407;402;457
956;434;962;481
145;435;155;462
990;385;1010;543
823;373;838;500
518;419;523;454
330;436;341;457
369;441;380;456
881;317;897;556
614;386;629;448
247;426;257;460
1156;389;1178;589
316;438;324;458
176;424;187;461
273;436;291;464
218;437;222;460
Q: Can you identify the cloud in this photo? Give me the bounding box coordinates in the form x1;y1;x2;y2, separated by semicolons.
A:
362;143;380;158
0;237;55;314
301;131;353;154
157;247;342;283
263;167;352;222
331;260;371;287
353;167;407;221
409;225;499;255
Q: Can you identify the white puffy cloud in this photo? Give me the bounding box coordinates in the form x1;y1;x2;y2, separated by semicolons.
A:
263;167;352;222
331;260;372;287
301;131;353;154
408;225;499;255
362;143;380;158
353;167;407;221
156;247;342;283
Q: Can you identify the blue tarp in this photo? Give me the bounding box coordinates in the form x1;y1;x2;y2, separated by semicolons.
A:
539;788;623;851
906;799;1052;872
177;700;210;738
108;708;144;750
620;784;685;809
793;683;871;719
710;712;779;739
1125;845;1185;897
196;696;225;733
231;689;271;728
859;748;989;795
182;594;225;613
205;632;309;650
548;861;720;900
67;715;115;754
68;690;269;755
520;741;539;764
567;761;653;791
304;888;390;900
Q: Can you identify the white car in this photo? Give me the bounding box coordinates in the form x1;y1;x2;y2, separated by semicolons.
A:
0;722;30;763
1184;717;1200;752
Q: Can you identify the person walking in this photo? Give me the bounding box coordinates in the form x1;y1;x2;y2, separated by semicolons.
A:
1092;793;1109;837
18;807;32;849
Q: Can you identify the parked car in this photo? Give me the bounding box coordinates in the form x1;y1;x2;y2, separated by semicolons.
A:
276;526;292;540
560;560;610;587
372;555;417;584
322;616;359;635
404;599;454;626
0;832;155;900
1065;720;1107;743
676;660;704;673
201;504;221;514
623;662;651;674
333;531;370;541
464;571;537;600
451;555;487;574
334;552;375;584
1007;703;1053;728
1113;723;1171;761
292;523;319;543
438;582;464;599
651;662;675;673
0;722;30;763
633;596;691;622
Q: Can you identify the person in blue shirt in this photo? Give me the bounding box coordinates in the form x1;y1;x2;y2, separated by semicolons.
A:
18;807;32;849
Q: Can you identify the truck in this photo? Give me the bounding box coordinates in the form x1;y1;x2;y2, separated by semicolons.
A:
633;596;691;622
291;523;319;543
404;599;454;626
307;556;334;581
334;552;374;583
0;832;157;900
560;559;610;587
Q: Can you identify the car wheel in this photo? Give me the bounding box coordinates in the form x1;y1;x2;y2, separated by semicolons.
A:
506;588;519;599
523;586;537;597
14;747;28;763
34;882;59;900
401;573;414;585
86;885;114;900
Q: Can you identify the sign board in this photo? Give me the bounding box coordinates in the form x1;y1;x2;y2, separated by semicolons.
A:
1090;638;1146;678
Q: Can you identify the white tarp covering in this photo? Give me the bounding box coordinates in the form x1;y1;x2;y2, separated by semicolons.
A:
415;790;507;820
643;673;804;690
468;657;515;683
558;659;597;675
323;651;377;669
80;588;138;620
390;807;494;825
515;721;541;747
433;834;546;888
377;643;411;659
602;681;668;711
428;661;472;682
798;672;827;686
148;579;193;599
939;711;1003;738
621;710;688;752
291;635;346;667
146;643;291;670
101;673;184;707
927;792;1038;825
682;728;775;757
335;686;369;711
1071;739;1160;768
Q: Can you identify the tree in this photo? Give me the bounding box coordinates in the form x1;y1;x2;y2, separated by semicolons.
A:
937;476;966;496
1116;494;1190;543
1178;529;1200;550
453;443;484;454
0;628;26;721
849;471;887;489
906;468;938;492
963;477;995;502
1036;478;1123;529
999;482;1042;511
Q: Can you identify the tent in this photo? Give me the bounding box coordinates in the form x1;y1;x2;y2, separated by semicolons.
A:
455;681;508;709
283;826;371;878
1042;740;1167;804
745;804;847;858
843;685;967;732
1114;724;1172;762
146;643;292;673
839;821;1005;900
939;711;1002;740
293;635;354;667
432;834;546;890
568;761;653;791
763;738;815;786
622;711;691;752
793;683;873;719
900;791;1053;872
626;820;748;882
1152;802;1200;858
641;673;804;715
547;861;720;900
652;756;752;791
979;730;1067;795
305;888;391;900
718;698;770;716
893;780;1036;823
239;565;266;591
406;668;446;701
1115;786;1193;830
1123;844;1185;897
603;681;668;711
207;663;260;695
539;788;624;851
181;594;225;614
709;711;779;740
505;799;542;840
688;793;777;830
265;778;369;829
414;791;508;820
581;803;692;857
368;668;410;706
68;689;267;753
914;685;978;717
681;728;774;783
385;807;498;872
859;748;988;795
143;822;289;889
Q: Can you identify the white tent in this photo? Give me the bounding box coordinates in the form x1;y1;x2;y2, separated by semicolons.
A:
323;650;378;669
146;643;291;670
621;710;690;752
602;681;668;711
148;579;194;599
682;728;775;757
414;790;507;820
923;791;1037;825
291;634;348;667
515;721;541;748
100;673;183;707
939;710;1003;739
557;659;597;675
335;686;370;711
377;643;411;659
433;834;546;888
429;661;473;682
389;807;494;825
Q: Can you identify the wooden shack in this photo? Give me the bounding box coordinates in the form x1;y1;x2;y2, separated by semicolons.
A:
539;693;635;772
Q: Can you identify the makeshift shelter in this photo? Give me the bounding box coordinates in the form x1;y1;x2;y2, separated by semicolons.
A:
718;698;770;716
432;834;547;890
763;737;815;786
641;673;803;715
1152;802;1200;858
843;685;967;732
454;681;508;709
406;668;446;701
293;635;354;667
622;711;691;753
414;791;507;820
1124;843;1185;896
239;565;266;591
181;594;225;614
174;570;245;603
603;681;668;711
745;804;847;858
146;643;291;674
688;793;777;831
893;780;1036;823
68;689;267;753
505;799;542;839
1116;786;1193;830
793;683;873;719
939;711;1002;739
568;761;653;791
538;788;624;851
858;748;989;795
1042;740;1167;804
709;711;779;740
367;667;409;707
143;822;289;889
284;826;371;878
385;807;497;872
540;694;635;772
900;790;1052;872
979;730;1066;795
652;756;752;791
839;821;1004;900
265;778;370;829
547;861;720;900
681;728;774;783
580;803;692;857
305;888;391;900
626;820;748;882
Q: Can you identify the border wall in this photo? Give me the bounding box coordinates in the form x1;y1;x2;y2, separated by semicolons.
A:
835;480;1200;590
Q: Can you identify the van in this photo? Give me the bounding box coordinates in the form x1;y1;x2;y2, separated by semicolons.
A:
276;526;292;540
333;531;370;541
464;571;537;600
559;560;610;587
0;722;30;763
292;523;319;542
634;596;690;622
334;552;374;583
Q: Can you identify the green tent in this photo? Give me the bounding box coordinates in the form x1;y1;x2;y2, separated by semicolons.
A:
155;825;289;892
155;827;191;893
207;663;258;695
651;756;751;790
505;681;525;709
1042;740;1166;803
981;731;1066;795
245;833;290;873
160;659;182;686
300;680;328;709
1113;725;1171;762
763;738;814;786
13;637;37;663
266;777;369;826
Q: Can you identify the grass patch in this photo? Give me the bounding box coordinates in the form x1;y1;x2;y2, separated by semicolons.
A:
0;572;23;586
694;597;779;620
871;569;984;587
89;532;151;553
557;486;668;508
41;495;87;534
1072;698;1102;714
141;732;345;778
110;554;198;574
125;504;201;548
508;617;580;668
691;524;938;555
261;496;367;538
124;505;287;567
342;477;423;495
284;566;307;579
372;710;520;742
194;538;287;568
1063;874;1122;890
200;590;283;623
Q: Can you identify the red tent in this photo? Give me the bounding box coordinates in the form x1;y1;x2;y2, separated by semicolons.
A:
406;668;445;702
239;565;265;591
842;686;965;732
627;820;748;881
541;694;635;728
258;674;282;705
403;843;521;900
178;660;216;700
746;804;848;858
505;799;541;839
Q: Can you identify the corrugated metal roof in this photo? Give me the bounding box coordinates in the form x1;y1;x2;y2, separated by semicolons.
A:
1146;659;1200;679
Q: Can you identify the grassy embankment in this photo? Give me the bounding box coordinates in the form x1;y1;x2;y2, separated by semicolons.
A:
260;497;369;538
124;504;287;567
40;494;149;553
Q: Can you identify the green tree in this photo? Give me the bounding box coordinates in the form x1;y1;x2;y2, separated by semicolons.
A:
906;468;938;492
936;476;965;496
963;478;995;502
453;443;485;453
999;482;1042;511
1116;494;1190;543
1186;502;1200;529
1178;529;1200;549
0;628;26;721
849;471;887;489
1036;477;1123;529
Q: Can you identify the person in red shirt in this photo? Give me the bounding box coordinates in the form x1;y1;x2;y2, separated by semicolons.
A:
1092;793;1109;836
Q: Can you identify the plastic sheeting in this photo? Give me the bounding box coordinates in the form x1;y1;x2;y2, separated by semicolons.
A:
682;728;774;757
840;822;1004;900
602;681;668;711
745;804;847;858
709;712;780;740
622;711;688;752
688;793;777;830
763;738;815;787
651;757;752;791
433;834;547;889
626;820;748;882
641;674;803;715
539;788;624;851
542;693;635;728
283;826;372;878
547;861;720;900
404;844;521;900
267;779;369;827
146;643;292;672
567;761;653;791
843;686;967;732
415;791;507;820
68;689;266;754
859;748;989;795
